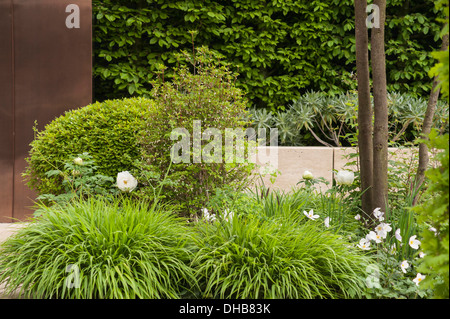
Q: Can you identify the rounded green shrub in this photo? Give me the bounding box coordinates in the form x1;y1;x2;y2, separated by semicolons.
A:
24;97;156;196
0;197;196;299
191;214;371;299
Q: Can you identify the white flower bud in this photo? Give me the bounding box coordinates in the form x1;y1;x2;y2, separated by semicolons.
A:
302;170;314;180
335;170;355;185
73;157;84;165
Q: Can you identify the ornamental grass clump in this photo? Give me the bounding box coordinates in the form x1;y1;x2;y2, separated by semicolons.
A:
191;214;371;299
0;197;196;299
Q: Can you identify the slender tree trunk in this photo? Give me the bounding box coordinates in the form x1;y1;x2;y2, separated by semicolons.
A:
371;0;389;212
413;33;449;205
355;0;374;217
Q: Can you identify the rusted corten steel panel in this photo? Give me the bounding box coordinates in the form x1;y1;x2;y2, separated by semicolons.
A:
0;0;14;223
0;0;92;221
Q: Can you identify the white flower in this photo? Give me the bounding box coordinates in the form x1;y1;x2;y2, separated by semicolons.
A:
357;238;371;250
223;209;234;222
73;157;83;165
374;222;392;238
302;170;314;180
395;228;402;241
409;235;421;250
324;217;331;228
202;208;216;222
303;209;320;220
116;171;138;192
373;207;384;221
335;170;355;185
400;260;410;274
366;231;383;243
419;252;426;258
354;214;361;221
413;273;426;286
429;227;438;236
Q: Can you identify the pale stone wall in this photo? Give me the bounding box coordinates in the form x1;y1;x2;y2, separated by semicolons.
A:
253;146;430;192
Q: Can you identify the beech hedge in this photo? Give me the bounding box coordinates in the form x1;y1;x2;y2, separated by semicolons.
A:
93;0;445;110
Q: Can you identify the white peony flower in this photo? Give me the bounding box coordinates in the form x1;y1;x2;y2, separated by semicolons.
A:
302;170;314;180
409;235;421;250
354;214;361;221
303;209;320;220
357;238;371;250
73;157;84;165
413;273;426;286
335;170;355;185
400;260;410;274
395;228;402;241
324;217;331;228
116;171;138;192
419;252;426;258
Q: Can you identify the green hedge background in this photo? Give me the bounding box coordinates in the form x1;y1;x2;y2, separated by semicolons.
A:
92;0;445;110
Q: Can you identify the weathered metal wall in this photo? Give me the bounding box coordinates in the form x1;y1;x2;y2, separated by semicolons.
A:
0;0;15;223
0;0;92;222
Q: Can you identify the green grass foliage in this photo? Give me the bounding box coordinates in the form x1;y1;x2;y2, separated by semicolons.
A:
192;214;371;299
0;197;196;299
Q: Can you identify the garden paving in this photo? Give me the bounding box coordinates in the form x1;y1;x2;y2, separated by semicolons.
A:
0;223;28;299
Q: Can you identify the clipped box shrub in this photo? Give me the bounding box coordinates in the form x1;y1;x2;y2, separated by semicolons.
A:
24;97;156;196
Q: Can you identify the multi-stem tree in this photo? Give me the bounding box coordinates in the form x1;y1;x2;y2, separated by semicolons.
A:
354;0;389;216
371;0;389;213
354;0;373;217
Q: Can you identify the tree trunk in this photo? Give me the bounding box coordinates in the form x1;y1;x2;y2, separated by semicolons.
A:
371;0;389;213
413;33;449;205
354;0;374;217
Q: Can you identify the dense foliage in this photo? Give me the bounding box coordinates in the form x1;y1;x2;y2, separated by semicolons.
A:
192;214;370;299
414;130;449;299
248;91;449;147
3;0;447;301
137;47;254;216
92;0;445;110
